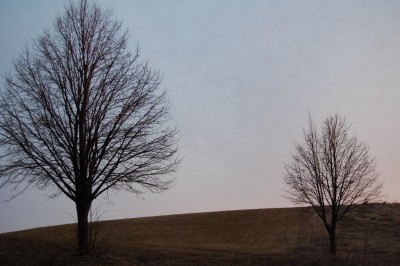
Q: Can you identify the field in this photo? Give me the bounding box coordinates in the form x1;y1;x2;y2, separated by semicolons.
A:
0;203;399;265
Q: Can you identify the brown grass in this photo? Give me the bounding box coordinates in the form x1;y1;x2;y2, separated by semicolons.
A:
0;203;399;265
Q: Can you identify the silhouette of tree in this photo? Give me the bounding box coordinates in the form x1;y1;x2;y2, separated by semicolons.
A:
0;0;179;255
283;114;381;256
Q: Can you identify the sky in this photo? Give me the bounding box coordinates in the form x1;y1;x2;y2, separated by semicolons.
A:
0;0;399;233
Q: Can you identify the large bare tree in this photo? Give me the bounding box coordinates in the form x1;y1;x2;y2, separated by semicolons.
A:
0;0;179;255
283;114;381;256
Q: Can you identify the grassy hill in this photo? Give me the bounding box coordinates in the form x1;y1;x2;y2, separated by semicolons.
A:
0;203;399;265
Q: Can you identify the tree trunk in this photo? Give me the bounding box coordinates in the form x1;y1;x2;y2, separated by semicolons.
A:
76;199;91;255
329;226;337;256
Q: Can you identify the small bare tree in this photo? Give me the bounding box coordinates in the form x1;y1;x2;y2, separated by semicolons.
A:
283;114;381;256
0;0;179;255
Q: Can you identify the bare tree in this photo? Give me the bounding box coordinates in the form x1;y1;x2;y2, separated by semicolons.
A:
283;114;381;256
0;0;179;255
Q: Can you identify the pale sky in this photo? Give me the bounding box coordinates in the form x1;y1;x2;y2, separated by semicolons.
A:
0;0;399;233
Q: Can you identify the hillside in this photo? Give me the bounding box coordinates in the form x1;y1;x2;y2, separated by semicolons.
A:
0;203;399;265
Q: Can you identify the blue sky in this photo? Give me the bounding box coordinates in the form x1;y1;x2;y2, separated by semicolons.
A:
0;0;399;233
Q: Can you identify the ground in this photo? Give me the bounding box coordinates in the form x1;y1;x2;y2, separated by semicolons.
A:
0;203;399;265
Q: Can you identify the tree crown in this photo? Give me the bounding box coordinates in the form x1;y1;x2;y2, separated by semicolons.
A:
284;114;381;220
0;0;180;202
